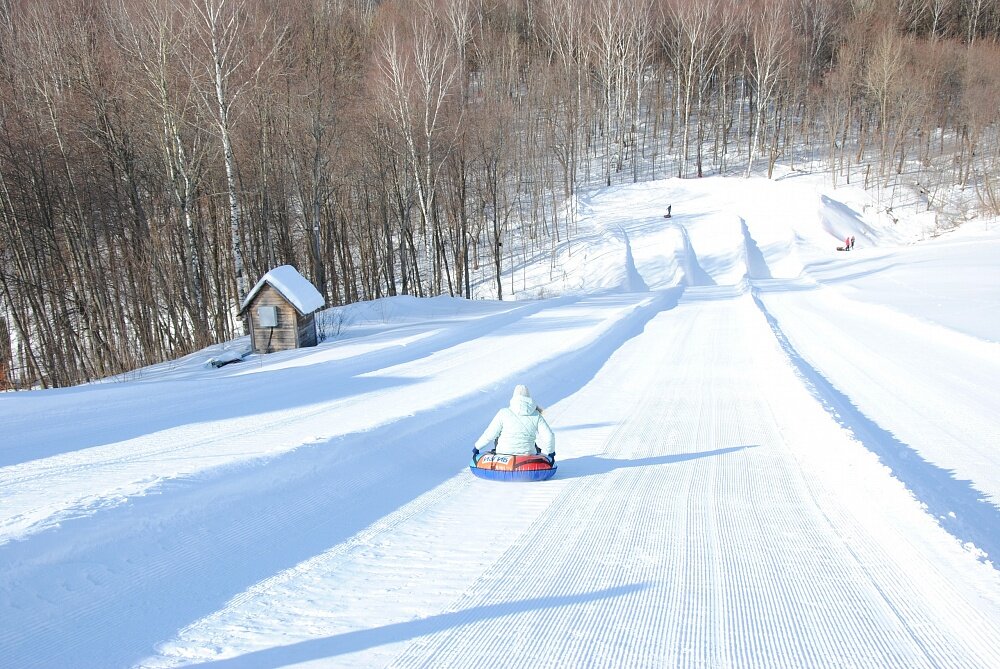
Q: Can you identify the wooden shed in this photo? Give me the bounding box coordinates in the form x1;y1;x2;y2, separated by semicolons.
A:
239;265;325;354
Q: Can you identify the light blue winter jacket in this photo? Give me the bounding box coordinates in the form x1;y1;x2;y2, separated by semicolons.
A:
475;394;555;456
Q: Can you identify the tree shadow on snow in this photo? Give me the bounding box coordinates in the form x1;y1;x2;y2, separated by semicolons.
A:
557;445;755;480
0;288;682;669
804;261;904;287
1;296;579;465
185;583;647;668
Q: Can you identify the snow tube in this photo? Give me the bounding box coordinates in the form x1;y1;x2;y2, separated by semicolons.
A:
470;453;557;482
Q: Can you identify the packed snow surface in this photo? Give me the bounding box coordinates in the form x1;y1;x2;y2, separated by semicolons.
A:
2;174;999;668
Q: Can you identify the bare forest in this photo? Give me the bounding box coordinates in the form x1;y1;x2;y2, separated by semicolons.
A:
1;0;999;389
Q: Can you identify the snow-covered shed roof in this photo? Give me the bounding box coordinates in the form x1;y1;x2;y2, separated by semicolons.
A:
239;265;324;315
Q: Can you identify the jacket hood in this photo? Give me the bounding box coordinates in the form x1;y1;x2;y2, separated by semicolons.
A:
509;394;537;416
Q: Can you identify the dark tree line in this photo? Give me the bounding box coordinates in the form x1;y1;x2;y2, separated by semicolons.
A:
2;0;999;389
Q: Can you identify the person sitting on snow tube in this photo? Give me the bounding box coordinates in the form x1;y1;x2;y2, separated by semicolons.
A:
473;384;555;464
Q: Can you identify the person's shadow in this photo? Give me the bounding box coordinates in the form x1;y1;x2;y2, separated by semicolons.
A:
556;445;756;479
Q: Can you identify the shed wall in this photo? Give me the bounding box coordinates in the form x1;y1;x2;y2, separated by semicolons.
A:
248;284;301;353
297;313;317;348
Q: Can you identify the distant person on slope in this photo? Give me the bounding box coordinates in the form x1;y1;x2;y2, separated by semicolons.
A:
473;385;555;462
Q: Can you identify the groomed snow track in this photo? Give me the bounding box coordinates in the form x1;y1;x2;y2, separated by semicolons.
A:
2;184;999;668
129;284;998;668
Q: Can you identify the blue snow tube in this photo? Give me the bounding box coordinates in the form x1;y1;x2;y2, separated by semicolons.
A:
470;452;557;482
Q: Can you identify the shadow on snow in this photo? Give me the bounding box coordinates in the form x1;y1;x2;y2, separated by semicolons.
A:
186;583;648;668
0;289;682;669
0;295;583;466
557;446;756;480
752;290;1000;564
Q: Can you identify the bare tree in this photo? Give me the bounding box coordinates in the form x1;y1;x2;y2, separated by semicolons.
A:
588;0;654;186
745;0;795;178
113;0;213;347
662;0;736;178
927;0;955;38
281;1;366;304
961;40;1000;196
962;0;988;44
536;0;588;239
375;13;461;295
863;28;909;182
187;0;283;313
1;0;999;389
794;0;842;83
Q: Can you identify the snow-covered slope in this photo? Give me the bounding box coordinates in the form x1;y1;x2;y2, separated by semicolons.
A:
2;174;999;668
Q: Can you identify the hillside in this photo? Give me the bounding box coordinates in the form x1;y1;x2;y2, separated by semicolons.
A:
2;174;1000;668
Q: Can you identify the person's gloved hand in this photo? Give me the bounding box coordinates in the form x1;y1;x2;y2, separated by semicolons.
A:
472;447;480;458
548;451;556;463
